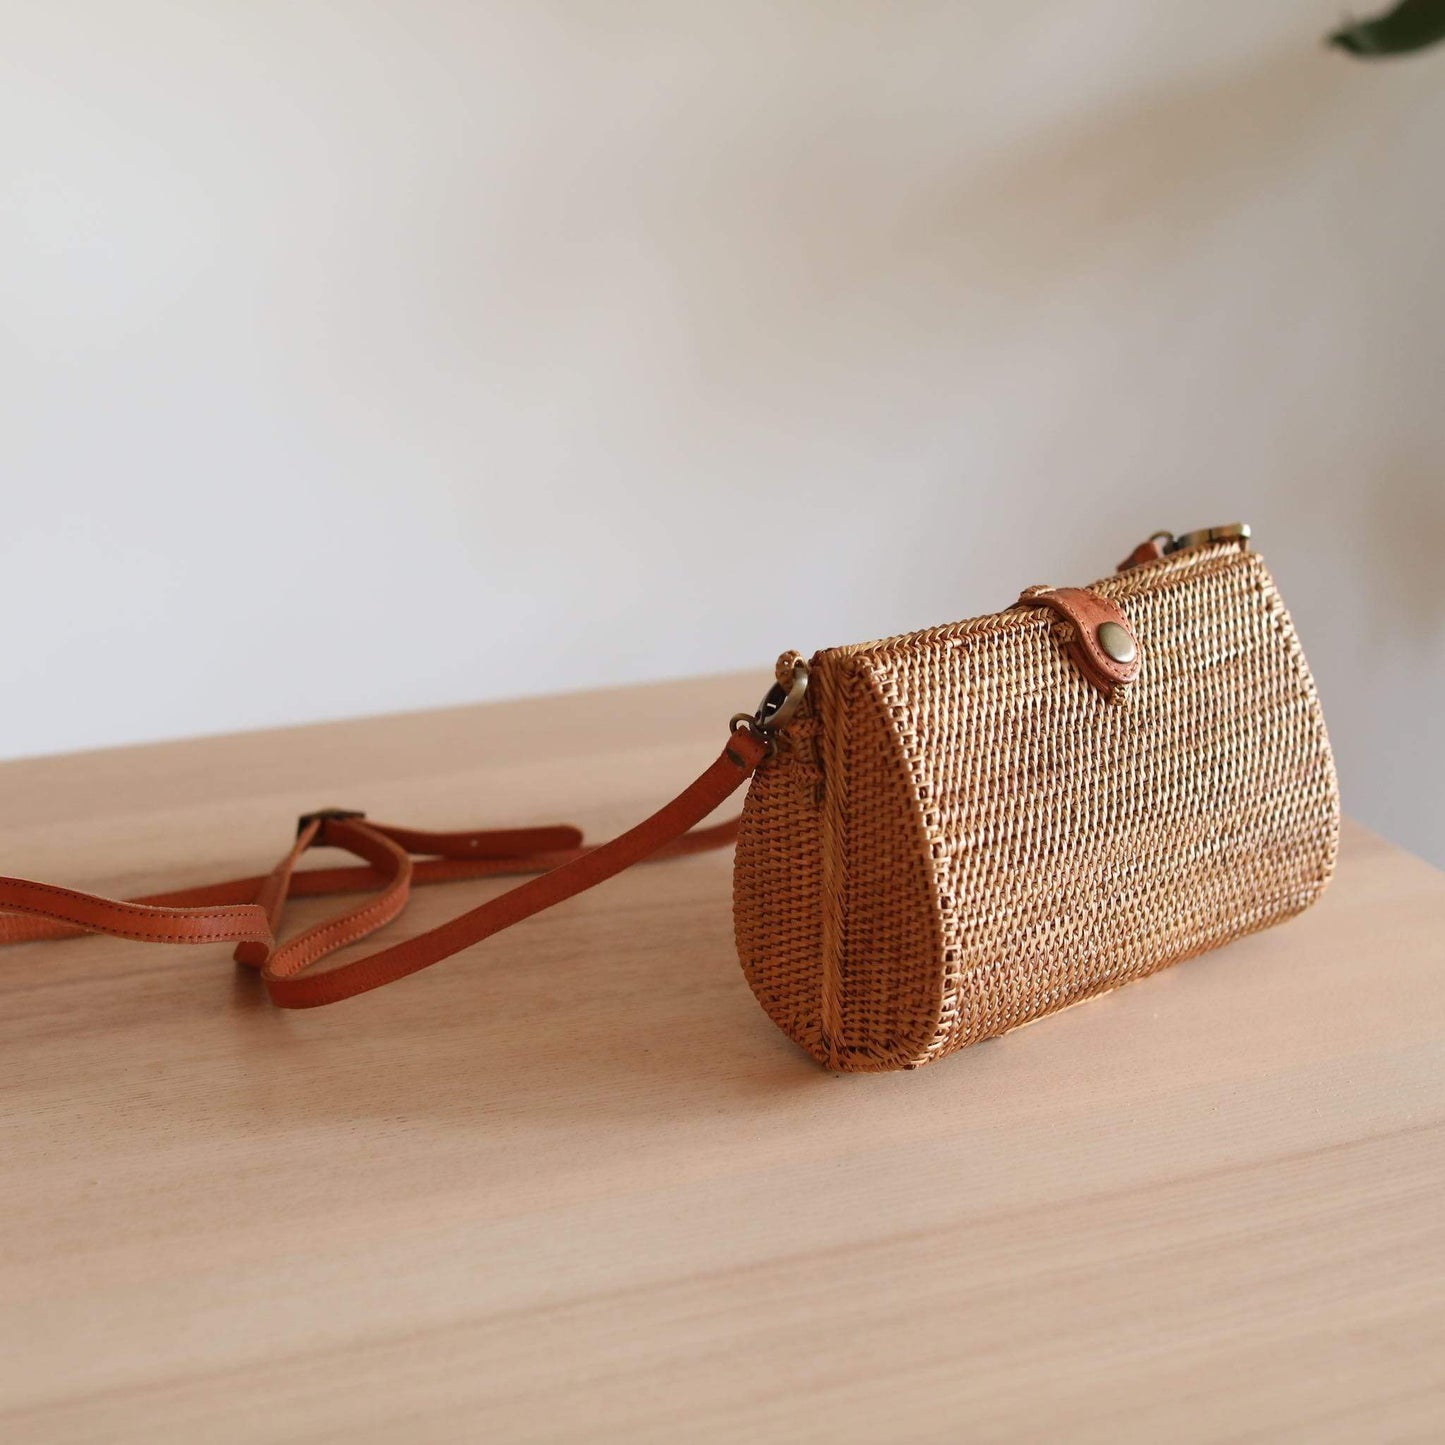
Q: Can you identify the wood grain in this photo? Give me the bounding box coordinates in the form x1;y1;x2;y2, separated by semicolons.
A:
1;671;1442;1443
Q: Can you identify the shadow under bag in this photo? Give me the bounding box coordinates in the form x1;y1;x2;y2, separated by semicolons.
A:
0;524;1338;1072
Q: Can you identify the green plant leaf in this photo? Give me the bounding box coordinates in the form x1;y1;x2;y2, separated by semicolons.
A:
1330;0;1445;55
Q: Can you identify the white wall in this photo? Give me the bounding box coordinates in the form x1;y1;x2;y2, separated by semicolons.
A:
2;2;1442;863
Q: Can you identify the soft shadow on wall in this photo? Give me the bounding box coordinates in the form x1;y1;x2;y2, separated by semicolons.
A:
0;3;1441;862
820;38;1445;860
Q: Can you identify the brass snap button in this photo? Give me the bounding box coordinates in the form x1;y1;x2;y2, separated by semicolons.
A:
1096;621;1137;664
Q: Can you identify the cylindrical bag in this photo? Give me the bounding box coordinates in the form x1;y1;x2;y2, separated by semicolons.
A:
0;524;1338;1072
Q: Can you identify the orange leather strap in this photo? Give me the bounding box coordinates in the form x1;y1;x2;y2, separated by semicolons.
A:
0;728;767;1007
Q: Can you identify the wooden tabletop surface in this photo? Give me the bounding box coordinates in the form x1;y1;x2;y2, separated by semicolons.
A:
2;671;1442;1444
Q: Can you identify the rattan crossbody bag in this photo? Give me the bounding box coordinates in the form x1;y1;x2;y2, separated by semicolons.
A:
0;524;1338;1071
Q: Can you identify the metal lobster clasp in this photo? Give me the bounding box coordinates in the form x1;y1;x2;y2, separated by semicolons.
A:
730;655;810;755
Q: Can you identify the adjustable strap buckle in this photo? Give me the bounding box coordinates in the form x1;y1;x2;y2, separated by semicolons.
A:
296;807;366;839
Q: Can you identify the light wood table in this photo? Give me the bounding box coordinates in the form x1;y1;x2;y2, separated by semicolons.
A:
2;673;1442;1443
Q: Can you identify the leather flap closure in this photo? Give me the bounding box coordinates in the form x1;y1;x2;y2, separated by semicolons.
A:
1018;586;1140;696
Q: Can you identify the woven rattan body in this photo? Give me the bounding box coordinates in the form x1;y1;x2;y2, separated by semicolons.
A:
733;542;1340;1071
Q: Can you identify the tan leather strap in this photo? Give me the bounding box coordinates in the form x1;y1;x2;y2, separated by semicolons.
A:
0;727;767;1007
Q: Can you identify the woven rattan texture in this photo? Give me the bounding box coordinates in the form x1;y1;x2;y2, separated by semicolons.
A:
733;544;1340;1072
733;716;827;1059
